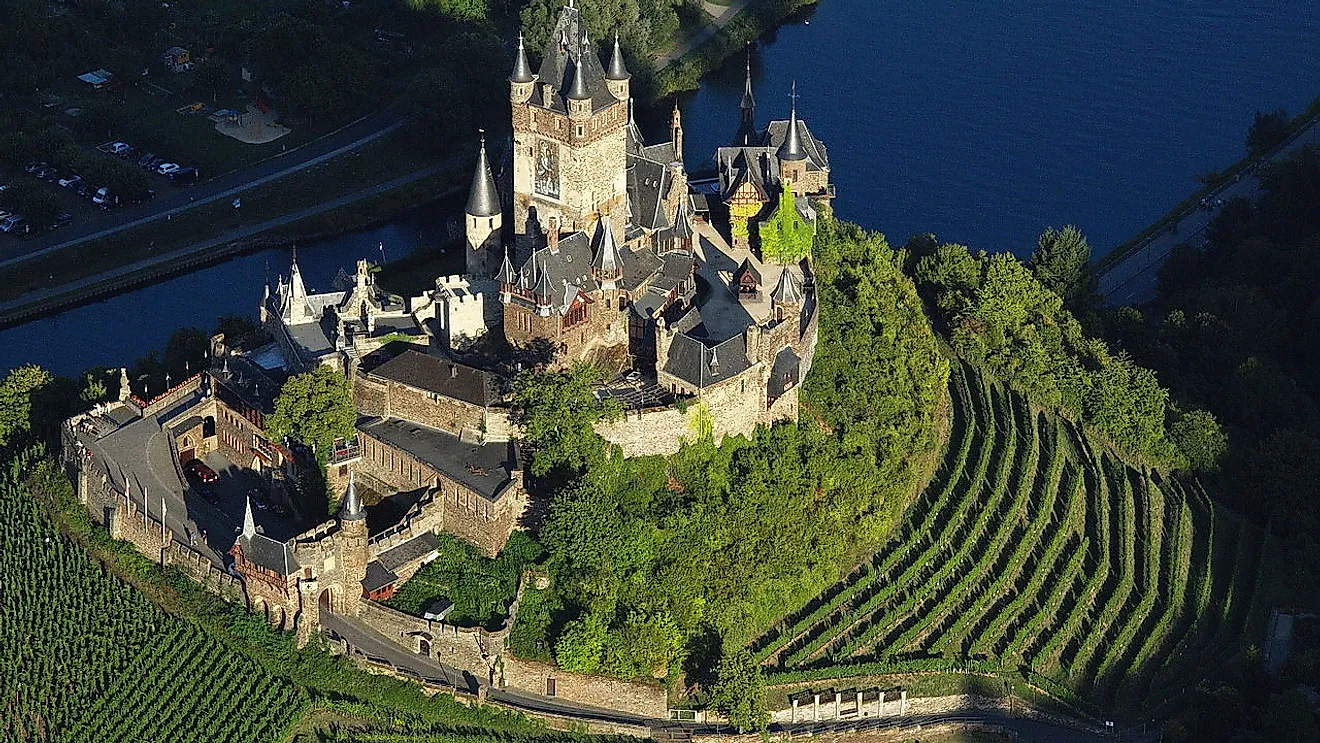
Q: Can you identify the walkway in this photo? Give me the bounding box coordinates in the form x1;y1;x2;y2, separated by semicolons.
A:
0;113;403;268
0;161;453;326
654;0;755;68
1098;115;1320;307
320;611;1132;743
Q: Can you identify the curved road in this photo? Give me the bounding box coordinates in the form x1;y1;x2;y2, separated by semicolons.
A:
320;612;1135;743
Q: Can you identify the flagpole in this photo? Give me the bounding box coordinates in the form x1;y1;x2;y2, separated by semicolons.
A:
161;492;168;546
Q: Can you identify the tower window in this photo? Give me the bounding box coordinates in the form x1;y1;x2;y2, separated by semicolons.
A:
576;125;584;137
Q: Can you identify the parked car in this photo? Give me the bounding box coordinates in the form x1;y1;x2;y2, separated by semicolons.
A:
137;152;157;168
34;165;58;180
108;142;132;156
168;167;199;185
184;459;219;483
76;183;96;200
156;162;181;175
57;174;82;189
47;213;73;230
91;187;111;207
23;161;46;174
141;155;165;171
0;215;29;234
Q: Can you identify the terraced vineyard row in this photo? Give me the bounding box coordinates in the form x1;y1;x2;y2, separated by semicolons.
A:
0;452;308;742
755;364;1274;711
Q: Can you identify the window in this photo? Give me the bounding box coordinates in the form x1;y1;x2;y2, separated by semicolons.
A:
576;125;583;137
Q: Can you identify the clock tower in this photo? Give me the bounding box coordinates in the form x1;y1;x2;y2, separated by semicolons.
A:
510;5;629;246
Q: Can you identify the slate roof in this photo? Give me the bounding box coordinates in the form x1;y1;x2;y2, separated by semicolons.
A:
466;139;501;217
619;242;664;292
765;118;829;172
532;6;621;115
169;415;205;436
368;350;496;408
513;232;600;315
734;258;762;287
769;345;801;398
627;155;671;232
669;305;705;336
363;561;398;593
663;332;752;389
377;530;441;572
716;146;778;202
236;532;300;577
771;265;804;305
358;417;520;501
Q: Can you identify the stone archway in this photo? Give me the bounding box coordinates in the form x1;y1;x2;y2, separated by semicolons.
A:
318;587;335;614
203;415;216;438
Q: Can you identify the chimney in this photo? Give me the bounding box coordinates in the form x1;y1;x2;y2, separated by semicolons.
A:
548;217;560;254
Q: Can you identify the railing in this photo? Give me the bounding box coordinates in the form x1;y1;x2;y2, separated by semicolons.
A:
328;436;362;465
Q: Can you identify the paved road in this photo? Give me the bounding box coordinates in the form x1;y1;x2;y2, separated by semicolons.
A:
654;0;755;68
321;611;1133;743
0;160;452;324
1098;116;1320;307
0;112;403;268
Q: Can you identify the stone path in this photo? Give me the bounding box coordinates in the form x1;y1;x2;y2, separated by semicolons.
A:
1097;115;1320;307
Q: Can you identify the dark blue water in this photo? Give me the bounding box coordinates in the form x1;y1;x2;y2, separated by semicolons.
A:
2;0;1317;376
0;214;446;377
674;0;1320;255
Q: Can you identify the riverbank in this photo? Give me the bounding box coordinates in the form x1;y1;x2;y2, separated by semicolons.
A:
653;0;820;96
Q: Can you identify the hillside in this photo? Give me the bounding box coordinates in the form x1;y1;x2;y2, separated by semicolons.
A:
751;363;1276;714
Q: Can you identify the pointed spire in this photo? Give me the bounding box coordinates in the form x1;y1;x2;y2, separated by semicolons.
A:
497;245;517;285
567;47;591;101
771;265;804;305
741;52;755;112
510;32;535;83
532;255;555;301
606;31;630;80
592;219;622;274
341;471;365;521
673;197;694;240
778;81;807;162
466;131;501;218
242;494;256;539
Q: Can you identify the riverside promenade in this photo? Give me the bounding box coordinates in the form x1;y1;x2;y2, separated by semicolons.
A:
1098;114;1320;307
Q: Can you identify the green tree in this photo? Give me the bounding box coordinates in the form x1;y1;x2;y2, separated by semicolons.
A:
265;366;357;461
758;183;813;263
709;647;768;733
1246;108;1290;158
555;610;610;674
0;365;53;448
511;364;620;478
1170;409;1228;472
1029;225;1093;304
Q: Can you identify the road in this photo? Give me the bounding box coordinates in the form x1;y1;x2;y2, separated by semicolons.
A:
0;112;403;268
321;611;1132;743
0;160;453;325
654;0;755;69
1098;114;1320;307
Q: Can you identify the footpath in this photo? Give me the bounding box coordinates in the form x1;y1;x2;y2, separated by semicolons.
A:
654;0;756;69
1098;115;1320;307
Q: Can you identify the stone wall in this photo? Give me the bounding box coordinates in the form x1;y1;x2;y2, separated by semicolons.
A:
501;655;668;718
354;373;486;438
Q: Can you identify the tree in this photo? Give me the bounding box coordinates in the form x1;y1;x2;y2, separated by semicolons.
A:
709;647;768;733
555;610;610;674
194;58;232;102
0;365;53;448
511;364;620;478
265;366;357;461
1246;108;1290;158
1170;409;1228;472
1029;225;1093;305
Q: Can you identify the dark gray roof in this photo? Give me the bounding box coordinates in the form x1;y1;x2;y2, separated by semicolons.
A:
673;197;693;240
213;354;286;414
363;561;399;593
496;247;517;284
626;100;644;154
533;6;620;114
466;139;501;217
741;57;755;112
510;34;535;83
606;33;629;80
515;232;600;314
766;117;828;172
642;141;676;165
771;266;804;305
734;258;762;286
653;252;695;294
377;530;440;572
590;219;622;274
717;146;778;202
566;50;591;101
619;242;663;292
663;332;751;389
627;155;671;232
341;475;365;521
368;351;495;408
169;415;205;436
769;345;801;398
669;305;705;336
236;533;299;577
630;289;667;320
778;101;807;162
358;417;520;501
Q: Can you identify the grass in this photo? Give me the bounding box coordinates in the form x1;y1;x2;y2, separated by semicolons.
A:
753;363;1274;718
0;131;468;306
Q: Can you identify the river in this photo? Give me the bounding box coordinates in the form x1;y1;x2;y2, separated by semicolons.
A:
1;0;1317;376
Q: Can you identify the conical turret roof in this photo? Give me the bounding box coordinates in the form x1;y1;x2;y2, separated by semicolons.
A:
510;33;535;83
532;256;554;301
567;48;591;101
340;472;365;521
242;494;257;539
771;266;804;305
606;32;630;80
778;82;807;162
465;135;501;217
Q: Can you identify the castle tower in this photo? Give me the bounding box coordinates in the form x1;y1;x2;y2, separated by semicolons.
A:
337;473;368;616
280;248;313;324
510;33;536;104
465;133;502;278
591;218;623;289
737;53;756;144
770;265;804;322
604;32;630;101
670;103;684;165
778;81;809;185
511;4;629;242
